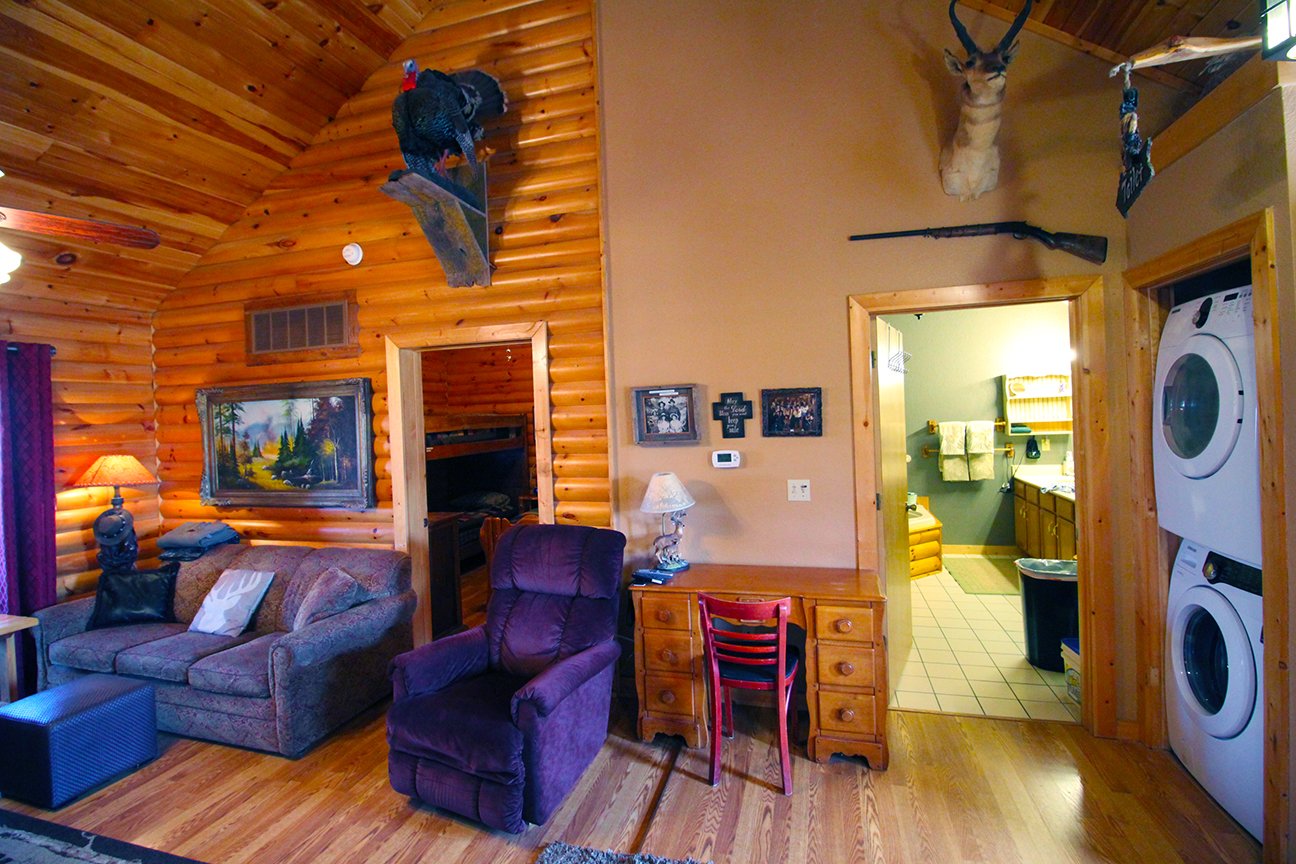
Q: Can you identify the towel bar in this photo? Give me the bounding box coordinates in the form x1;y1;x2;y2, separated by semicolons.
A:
921;443;1015;459
927;418;1006;435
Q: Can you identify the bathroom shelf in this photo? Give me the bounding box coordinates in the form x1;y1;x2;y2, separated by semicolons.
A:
1003;374;1072;436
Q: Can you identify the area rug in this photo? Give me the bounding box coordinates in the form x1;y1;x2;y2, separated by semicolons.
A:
0;808;206;864
537;841;710;864
945;556;1020;595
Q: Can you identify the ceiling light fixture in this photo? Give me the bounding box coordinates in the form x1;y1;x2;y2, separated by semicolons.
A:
0;240;20;285
0;167;20;283
1262;0;1296;60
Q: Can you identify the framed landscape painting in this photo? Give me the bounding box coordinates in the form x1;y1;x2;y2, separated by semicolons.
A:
197;378;375;509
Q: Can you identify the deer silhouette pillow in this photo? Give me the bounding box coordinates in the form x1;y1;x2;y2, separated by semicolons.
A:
189;568;276;636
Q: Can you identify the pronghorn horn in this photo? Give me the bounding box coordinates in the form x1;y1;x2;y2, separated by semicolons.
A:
996;0;1034;54
948;0;979;56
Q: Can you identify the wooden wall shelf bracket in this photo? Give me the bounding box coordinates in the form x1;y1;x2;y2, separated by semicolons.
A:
380;166;491;288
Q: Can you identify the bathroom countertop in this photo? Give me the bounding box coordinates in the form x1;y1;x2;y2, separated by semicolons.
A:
1012;470;1076;502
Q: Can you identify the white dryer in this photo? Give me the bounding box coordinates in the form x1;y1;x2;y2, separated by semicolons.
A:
1153;287;1262;568
1166;539;1263;840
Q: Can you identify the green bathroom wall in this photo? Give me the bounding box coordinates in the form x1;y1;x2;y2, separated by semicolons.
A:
884;302;1071;547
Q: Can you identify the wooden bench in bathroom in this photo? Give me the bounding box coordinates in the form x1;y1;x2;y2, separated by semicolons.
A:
909;495;942;579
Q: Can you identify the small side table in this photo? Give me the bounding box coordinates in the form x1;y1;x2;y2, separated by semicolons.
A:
0;614;40;703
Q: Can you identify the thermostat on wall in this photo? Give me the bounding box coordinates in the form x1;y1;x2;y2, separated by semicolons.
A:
711;450;741;468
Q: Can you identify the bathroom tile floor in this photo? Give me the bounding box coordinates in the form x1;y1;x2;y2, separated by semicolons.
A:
892;562;1079;723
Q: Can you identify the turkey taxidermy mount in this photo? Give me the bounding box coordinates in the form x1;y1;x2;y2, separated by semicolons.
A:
384;60;508;288
390;60;507;202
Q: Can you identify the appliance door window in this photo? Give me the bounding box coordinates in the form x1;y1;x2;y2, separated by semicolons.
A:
1158;333;1245;479
1169;584;1256;739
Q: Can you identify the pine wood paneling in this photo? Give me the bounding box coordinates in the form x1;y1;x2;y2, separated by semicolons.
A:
423;343;539;493
2;280;160;598
152;0;609;551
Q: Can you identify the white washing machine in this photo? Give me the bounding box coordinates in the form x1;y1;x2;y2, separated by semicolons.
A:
1166;539;1264;840
1153;287;1262;568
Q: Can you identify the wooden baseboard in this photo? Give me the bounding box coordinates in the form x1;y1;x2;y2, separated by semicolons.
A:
1116;720;1141;742
942;545;1021;557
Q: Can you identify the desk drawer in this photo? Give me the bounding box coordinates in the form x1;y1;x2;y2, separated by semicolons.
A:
818;691;878;736
817;644;875;690
643;630;694;674
643;672;694;717
815;605;876;645
640;594;691;631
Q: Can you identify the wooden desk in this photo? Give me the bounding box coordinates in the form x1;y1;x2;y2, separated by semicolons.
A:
0;614;39;703
630;564;888;769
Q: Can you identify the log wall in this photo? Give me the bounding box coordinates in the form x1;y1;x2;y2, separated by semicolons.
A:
423;343;538;493
1;237;175;597
153;0;609;548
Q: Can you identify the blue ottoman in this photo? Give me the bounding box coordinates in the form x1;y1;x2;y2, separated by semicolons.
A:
0;674;157;808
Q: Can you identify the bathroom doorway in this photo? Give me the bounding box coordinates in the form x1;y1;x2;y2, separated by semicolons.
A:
848;275;1113;736
881;302;1077;722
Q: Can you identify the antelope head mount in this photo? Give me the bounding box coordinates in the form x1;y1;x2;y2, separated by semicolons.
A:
939;0;1032;201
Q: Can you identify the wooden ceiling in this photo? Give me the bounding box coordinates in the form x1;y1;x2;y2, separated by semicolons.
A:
0;0;1265;302
0;0;433;295
968;0;1260;91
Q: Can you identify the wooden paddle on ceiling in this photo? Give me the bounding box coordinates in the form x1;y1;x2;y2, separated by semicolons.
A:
0;207;160;249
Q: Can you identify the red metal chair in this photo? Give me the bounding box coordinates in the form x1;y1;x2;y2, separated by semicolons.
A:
697;593;799;795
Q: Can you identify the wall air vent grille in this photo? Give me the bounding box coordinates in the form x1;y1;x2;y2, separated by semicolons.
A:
249;301;348;354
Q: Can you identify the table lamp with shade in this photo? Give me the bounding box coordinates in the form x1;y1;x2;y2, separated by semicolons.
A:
640;471;696;572
73;454;159;573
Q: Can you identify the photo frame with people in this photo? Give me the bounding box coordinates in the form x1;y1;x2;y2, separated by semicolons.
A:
631;384;700;445
761;387;823;437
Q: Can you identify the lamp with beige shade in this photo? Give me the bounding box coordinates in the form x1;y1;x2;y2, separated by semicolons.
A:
73;455;159;573
640;471;696;572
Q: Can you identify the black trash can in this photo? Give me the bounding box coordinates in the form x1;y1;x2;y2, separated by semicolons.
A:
1015;558;1079;672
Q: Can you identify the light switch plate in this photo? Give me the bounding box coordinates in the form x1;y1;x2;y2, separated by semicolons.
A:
788;479;811;501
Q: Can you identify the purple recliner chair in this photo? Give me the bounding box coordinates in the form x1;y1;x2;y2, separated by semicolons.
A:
386;524;626;833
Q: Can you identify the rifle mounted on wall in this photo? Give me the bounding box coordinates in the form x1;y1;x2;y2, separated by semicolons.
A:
849;221;1108;264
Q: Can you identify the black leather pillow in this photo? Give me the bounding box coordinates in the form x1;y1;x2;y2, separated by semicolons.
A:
88;564;181;630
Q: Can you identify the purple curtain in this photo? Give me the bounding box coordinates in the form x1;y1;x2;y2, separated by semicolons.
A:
0;341;57;696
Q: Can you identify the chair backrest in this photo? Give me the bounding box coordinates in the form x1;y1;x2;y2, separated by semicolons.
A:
485;524;626;677
480;512;542;569
698;593;792;685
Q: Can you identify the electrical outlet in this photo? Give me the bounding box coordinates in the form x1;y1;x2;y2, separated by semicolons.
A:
1040;437;1051;452
787;479;811;501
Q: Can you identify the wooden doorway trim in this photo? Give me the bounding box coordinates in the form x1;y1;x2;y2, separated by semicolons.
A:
1122;211;1287;859
848;275;1113;736
386;321;553;646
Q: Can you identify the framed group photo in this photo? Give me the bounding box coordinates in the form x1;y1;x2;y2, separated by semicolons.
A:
761;387;823;437
197;377;376;509
632;384;699;445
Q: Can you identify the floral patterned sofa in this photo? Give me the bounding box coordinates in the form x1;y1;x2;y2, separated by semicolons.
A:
33;544;416;757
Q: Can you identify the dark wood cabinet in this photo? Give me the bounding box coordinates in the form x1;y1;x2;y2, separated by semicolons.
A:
427;512;465;638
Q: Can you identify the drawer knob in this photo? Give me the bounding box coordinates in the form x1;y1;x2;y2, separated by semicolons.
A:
660;649;677;664
658;689;676;705
837;661;855;677
655;609;673;623
838;707;856;723
834;618;854;634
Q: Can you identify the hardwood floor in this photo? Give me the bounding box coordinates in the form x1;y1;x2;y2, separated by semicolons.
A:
0;702;1259;863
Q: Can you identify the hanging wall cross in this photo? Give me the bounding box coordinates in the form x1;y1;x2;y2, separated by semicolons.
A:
712;392;753;439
